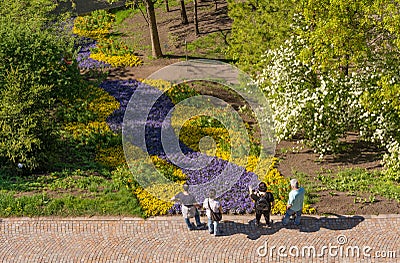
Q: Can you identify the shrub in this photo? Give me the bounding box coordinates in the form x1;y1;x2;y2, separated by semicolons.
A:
0;1;84;170
0;68;54;170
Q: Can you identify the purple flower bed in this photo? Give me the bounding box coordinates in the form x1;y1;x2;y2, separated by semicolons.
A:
98;80;260;215
75;37;110;70
168;153;259;214
99;80;139;131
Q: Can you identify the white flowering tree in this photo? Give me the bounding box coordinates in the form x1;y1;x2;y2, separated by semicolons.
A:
255;2;400;180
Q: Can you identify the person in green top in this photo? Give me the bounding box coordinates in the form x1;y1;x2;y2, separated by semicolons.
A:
282;179;305;226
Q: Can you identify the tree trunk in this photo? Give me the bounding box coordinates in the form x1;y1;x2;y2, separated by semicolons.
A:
165;0;169;12
180;0;188;25
193;0;199;35
145;0;163;58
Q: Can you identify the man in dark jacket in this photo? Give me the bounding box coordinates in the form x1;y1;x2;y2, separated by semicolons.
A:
249;182;275;227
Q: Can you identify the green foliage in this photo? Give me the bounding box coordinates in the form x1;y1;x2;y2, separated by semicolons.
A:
0;3;122;171
111;8;134;24
0;169;144;217
0;0;58;27
254;2;400;176
318;168;400;201
360;73;400;181
227;0;297;73
298;0;373;73
0;68;54;169
0;189;143;217
0;1;81;170
185;32;229;59
166;83;200;104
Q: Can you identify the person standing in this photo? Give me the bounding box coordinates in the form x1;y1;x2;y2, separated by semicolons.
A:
203;189;223;236
249;182;275;227
282;179;305;226
172;183;205;231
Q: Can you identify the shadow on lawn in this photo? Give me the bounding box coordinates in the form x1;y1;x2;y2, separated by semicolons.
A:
218;214;364;240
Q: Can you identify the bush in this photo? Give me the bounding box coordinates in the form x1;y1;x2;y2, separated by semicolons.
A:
0;1;82;170
0;68;54;170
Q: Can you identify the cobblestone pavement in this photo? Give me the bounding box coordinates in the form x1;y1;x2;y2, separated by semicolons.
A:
0;214;399;263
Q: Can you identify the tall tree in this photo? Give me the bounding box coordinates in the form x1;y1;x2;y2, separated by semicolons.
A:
145;0;163;57
180;0;189;24
298;0;373;75
193;0;199;35
109;0;163;58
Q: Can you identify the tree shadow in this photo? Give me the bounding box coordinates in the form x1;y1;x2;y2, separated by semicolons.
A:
217;214;364;240
297;214;364;233
320;133;386;167
163;54;236;63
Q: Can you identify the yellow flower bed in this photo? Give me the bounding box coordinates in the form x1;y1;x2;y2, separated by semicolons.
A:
63;121;115;142
72;12;114;40
90;53;143;67
122;150;188;216
141;79;174;92
150;156;187;182
134;186;175;217
303;204;316;214
72;26;111;40
271;200;287;215
61;85;120;145
256;158;288;215
96;145;126;168
87;86;120;120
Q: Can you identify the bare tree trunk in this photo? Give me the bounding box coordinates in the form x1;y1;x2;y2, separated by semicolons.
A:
165;0;169;12
180;0;189;25
193;0;199;35
145;0;163;58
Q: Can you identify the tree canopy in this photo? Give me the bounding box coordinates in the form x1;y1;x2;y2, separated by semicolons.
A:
231;0;400;179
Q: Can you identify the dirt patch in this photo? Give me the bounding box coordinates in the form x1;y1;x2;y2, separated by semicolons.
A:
312;191;400;216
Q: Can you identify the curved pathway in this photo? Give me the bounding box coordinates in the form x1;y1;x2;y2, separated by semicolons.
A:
1;214;399;262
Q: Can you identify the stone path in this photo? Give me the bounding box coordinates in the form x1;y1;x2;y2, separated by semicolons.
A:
1;214;399;262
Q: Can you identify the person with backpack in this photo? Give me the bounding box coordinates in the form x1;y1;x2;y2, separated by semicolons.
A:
249;182;275;227
202;189;223;236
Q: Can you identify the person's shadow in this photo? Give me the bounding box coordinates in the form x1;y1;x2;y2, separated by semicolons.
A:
217;214;365;240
